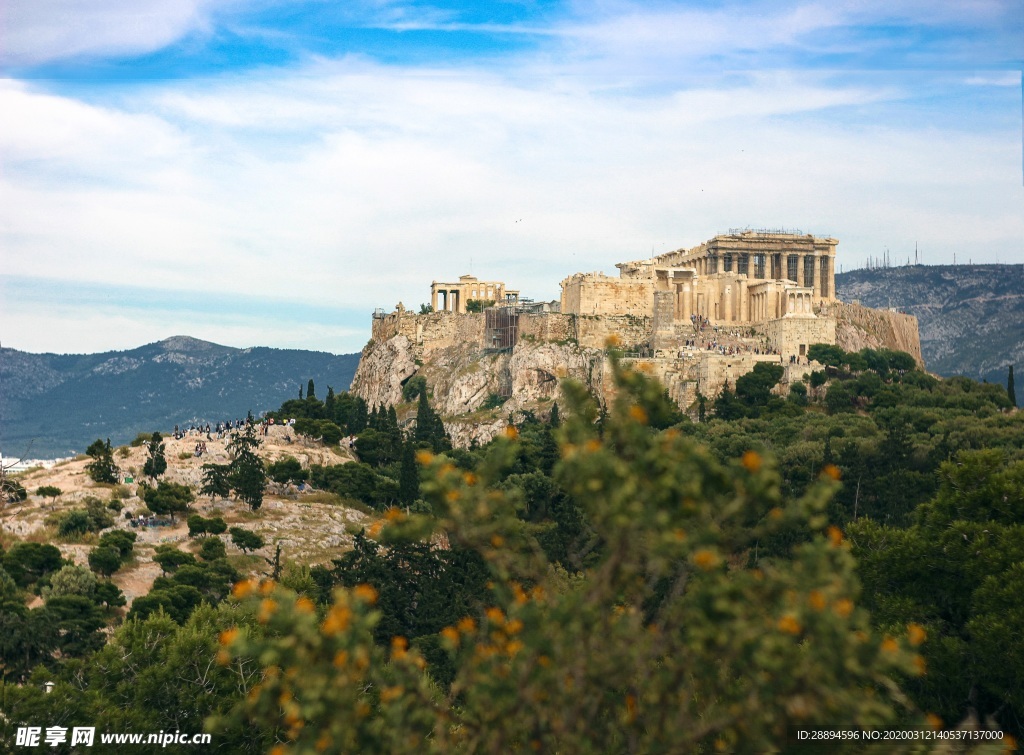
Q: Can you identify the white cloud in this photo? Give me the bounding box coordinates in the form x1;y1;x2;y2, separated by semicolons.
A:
0;0;226;66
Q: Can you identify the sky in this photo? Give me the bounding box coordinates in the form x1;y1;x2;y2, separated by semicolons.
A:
0;0;1021;356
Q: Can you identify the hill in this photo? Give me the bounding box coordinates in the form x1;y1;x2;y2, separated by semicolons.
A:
0;336;360;459
836;264;1024;384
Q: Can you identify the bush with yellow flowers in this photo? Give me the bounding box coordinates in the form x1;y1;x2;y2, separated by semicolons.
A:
216;357;936;754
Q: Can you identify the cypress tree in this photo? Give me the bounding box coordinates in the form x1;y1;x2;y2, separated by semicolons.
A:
299;384;304;400
325;386;336;414
1009;365;1017;407
415;392;434;445
349;396;368;434
549;402;561;428
307;379;316;400
398;441;419;505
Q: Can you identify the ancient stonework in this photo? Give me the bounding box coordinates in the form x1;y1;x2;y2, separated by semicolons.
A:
351;230;923;447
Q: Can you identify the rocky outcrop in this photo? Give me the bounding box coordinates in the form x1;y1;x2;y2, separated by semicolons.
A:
825;301;924;369
349;334;418;409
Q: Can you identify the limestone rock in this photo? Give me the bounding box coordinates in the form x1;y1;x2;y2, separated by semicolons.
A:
350;334;417;408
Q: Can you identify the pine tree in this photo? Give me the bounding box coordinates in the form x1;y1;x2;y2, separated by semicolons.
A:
549;402;561;428
307;379;316;400
142;432;167;481
85;439;119;484
228;421;266;511
1009;365;1017;408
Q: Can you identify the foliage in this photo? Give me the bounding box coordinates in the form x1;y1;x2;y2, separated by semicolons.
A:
85;438;120;484
201;462;232;500
229;527;265;554
228;421;267;511
88;546;123;577
402;375;427;402
465;298;496;313
35;485;62;504
188;514;228;538
143;481;194;523
55;498;116;537
267;456;307;485
217;358;928;753
198;536;228;561
850;450;1024;735
142;431;168;481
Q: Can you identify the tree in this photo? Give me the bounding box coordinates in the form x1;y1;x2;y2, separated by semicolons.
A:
201;463;232;500
35;485;62;508
398;441;419;505
1009;365;1017;408
307;379;316;400
142;432;167;481
44;564;96;600
153;546;197;575
88;546;123;577
229;527;265;554
85;438;119;484
549;401;561;428
219;358;928;753
197;537;227;561
143;481;194;523
228;422;266;511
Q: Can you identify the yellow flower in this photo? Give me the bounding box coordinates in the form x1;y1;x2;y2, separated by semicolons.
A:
629;405;648;424
834;598;854;618
457;616;477;633
907;623;927;646
391;636;408;659
808;591;826;611
605;334;621;348
504;425;519;440
219;627;239;646
506;619;524;635
415;450;434;465
258;599;277;624
506;639;524;656
440;627;460;646
490;534;505;547
625;694;637;723
333;650;348;668
827;526;844;547
914;655;927;675
368;521;384;538
768;507;783;520
380;686;404;703
385;507;404;522
259;580;276;595
741;450;761;472
463;472;477;485
926;714;943;731
692;549;720;570
486;607;505;625
512;583;528;604
822;464;841;481
295;597;315;614
321;605;352;635
880;637;899;654
231;580;254;599
777;615;802;635
353;584;378;604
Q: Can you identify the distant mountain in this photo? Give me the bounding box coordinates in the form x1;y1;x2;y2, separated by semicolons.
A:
836;264;1024;384
0;336;360;459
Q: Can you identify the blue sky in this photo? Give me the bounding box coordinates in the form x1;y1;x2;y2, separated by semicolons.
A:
1;0;1021;355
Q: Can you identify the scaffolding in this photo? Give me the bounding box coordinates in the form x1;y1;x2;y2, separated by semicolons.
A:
484;304;520;353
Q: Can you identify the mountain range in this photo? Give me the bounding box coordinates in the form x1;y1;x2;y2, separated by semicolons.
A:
835;264;1023;385
0;336;359;459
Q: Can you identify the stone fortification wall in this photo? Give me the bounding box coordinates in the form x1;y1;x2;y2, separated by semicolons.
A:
519;313;575;343
575;315;652;350
697;352;786;400
761;316;837;360
371;310;486;358
824;302;924;368
561;273;655;317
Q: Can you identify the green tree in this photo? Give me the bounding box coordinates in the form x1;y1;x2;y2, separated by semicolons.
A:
143;481;194;523
44;564;96;600
197;536;227;561
398;441;419;506
228;527;265;554
307;379;316;400
88;546;123;577
1009;364;1017;408
35;485;62;508
85;438;120;484
228;421;266;511
268;457;306;485
201;463;232;500
142;431;167;481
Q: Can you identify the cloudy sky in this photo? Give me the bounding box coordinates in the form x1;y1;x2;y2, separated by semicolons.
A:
1;0;1021;355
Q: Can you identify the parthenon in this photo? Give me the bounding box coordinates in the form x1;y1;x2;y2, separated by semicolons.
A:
561;230;837;323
